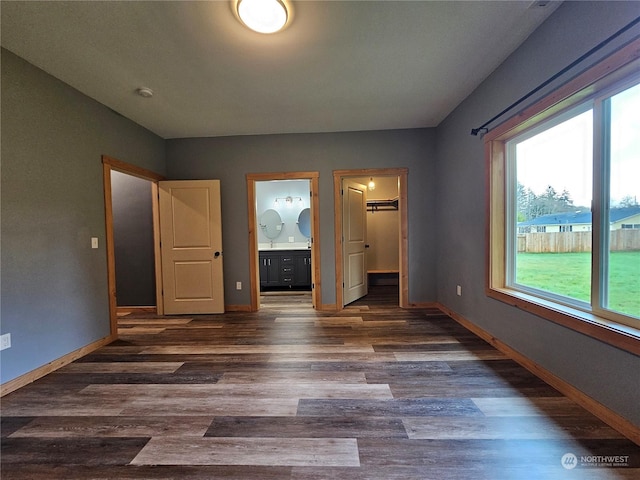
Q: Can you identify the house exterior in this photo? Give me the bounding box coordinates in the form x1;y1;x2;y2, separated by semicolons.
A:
517;206;640;233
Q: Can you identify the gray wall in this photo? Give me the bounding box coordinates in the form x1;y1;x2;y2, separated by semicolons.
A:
166;129;437;307
111;171;156;307
0;49;165;384
435;2;640;425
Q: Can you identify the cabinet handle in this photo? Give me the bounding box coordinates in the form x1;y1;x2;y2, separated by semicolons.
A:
268;259;271;266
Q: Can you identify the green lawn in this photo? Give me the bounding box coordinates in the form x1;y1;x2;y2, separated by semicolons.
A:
516;251;640;318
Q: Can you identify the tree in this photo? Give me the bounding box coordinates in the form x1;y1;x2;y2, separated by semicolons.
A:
517;183;579;221
618;195;639;208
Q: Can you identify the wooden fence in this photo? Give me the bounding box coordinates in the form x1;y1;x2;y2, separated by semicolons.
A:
517;230;640;253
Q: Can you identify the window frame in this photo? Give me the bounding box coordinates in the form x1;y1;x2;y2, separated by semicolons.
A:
485;39;640;356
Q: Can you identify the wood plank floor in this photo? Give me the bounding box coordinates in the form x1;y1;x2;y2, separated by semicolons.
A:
2;286;639;479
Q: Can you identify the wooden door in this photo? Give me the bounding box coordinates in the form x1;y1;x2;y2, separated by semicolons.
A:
159;180;224;314
342;179;368;305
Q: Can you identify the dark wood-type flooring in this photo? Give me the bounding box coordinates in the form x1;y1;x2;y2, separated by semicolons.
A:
2;286;639;479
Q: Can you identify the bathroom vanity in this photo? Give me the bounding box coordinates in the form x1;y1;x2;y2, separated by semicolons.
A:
259;249;311;289
258;205;312;290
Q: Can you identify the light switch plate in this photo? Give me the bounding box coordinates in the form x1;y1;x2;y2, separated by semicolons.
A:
0;333;11;351
91;237;99;249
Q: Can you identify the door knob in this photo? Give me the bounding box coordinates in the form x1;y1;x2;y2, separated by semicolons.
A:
214;251;221;258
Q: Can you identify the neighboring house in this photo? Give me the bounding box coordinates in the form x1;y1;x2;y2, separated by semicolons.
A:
517;206;640;233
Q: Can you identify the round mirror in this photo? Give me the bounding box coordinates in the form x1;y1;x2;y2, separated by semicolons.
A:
297;208;311;238
259;209;283;239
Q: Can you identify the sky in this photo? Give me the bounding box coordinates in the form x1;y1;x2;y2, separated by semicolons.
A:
514;81;640;209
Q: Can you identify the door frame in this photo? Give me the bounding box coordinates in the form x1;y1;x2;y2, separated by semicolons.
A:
102;155;165;336
246;172;321;311
333;168;409;309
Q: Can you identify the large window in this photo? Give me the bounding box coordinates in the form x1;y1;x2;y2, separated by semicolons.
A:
508;105;594;308
487;42;640;352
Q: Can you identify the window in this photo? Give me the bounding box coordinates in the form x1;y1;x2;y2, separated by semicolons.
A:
486;41;640;353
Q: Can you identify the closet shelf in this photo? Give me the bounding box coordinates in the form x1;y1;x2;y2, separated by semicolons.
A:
367;197;398;212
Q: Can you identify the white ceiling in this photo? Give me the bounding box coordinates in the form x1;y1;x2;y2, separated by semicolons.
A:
1;1;560;139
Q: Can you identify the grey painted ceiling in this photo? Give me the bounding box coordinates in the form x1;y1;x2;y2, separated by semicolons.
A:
1;1;560;139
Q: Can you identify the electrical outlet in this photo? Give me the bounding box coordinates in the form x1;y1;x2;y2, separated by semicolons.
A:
0;333;11;351
236;281;242;290
456;285;462;296
288;236;295;243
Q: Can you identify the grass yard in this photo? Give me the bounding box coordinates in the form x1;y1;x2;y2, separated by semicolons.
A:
516;251;640;318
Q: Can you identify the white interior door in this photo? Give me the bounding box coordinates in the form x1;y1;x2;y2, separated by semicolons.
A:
342;179;368;305
159;180;224;314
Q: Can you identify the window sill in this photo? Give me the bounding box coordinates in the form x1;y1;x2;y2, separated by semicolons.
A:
487;287;640;356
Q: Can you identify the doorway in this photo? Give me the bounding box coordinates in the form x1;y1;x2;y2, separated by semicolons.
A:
246;172;321;311
111;171;156;309
102;156;165;336
333;168;409;309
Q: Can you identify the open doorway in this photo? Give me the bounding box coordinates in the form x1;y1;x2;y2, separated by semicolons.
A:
102;156;164;335
333;168;409;309
246;172;321;311
110;171;156;311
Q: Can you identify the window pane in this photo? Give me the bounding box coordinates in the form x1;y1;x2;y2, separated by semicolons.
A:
605;81;640;318
513;109;593;304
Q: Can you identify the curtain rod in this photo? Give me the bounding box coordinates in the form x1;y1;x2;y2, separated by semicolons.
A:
470;16;640;136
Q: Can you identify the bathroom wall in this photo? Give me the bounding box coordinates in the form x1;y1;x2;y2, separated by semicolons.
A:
256;180;311;249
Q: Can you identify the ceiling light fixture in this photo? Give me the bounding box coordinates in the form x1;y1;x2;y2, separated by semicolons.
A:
236;0;290;34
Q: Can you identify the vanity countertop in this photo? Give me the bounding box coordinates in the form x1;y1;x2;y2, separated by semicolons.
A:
258;242;310;251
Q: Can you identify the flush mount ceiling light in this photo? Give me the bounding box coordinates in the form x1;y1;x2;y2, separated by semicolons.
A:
368;178;376;191
236;0;290;34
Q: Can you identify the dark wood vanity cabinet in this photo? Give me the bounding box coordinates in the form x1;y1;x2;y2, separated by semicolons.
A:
259;250;311;289
294;253;312;286
259;252;281;287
